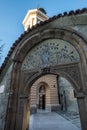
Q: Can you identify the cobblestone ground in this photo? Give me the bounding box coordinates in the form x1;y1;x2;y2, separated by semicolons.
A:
29;110;81;130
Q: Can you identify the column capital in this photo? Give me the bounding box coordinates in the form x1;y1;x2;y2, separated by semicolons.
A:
75;92;87;99
19;95;30;102
19;95;28;99
13;58;22;63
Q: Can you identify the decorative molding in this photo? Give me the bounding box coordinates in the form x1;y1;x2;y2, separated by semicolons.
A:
22;71;38;86
52;64;82;89
41;67;50;74
21;63;82;95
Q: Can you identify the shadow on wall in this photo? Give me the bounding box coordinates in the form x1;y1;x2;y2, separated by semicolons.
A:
58;76;79;113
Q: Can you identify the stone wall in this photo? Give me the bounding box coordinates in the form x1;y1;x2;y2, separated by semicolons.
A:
58;77;79;113
0;64;13;130
45;13;87;39
0;93;9;130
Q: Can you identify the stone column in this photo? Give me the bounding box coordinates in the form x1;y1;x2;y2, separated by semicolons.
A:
16;96;30;130
76;92;87;130
4;61;22;130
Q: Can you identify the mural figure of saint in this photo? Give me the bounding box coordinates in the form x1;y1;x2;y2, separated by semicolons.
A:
41;47;50;67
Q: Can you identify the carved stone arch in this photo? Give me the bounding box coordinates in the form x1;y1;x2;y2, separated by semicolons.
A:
5;27;87;130
14;27;87;90
14;27;87;64
22;63;82;96
37;81;50;90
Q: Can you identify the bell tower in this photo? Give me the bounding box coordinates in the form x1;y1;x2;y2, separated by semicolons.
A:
22;8;49;31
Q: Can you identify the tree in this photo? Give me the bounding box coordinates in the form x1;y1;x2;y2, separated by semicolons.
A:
0;40;4;64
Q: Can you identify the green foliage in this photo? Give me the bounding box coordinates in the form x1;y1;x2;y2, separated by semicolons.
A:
0;44;3;54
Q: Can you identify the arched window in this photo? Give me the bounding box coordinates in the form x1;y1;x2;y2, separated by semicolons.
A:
39;85;45;93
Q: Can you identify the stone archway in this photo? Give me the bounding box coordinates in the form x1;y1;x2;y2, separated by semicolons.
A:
15;63;87;130
4;28;87;130
30;74;59;113
30;78;51;113
38;84;46;110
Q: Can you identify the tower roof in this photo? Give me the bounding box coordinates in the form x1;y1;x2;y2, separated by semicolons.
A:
22;8;49;31
38;8;47;14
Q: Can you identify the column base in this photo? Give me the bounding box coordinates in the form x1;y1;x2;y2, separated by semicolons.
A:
46;104;61;111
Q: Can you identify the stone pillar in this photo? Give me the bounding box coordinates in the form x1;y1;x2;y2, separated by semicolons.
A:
23;97;30;130
4;61;23;130
16;96;30;130
76;92;87;130
16;98;25;130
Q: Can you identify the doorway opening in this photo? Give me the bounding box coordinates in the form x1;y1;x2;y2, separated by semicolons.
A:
38;85;46;110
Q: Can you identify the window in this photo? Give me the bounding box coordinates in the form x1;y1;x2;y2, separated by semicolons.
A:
39;85;45;93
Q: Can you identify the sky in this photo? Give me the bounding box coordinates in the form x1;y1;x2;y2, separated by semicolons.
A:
0;0;87;66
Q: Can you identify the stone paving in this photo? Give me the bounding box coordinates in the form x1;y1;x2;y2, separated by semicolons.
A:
56;111;81;128
29;110;81;130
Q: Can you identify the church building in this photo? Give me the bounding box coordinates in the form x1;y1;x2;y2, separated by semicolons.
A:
0;7;87;130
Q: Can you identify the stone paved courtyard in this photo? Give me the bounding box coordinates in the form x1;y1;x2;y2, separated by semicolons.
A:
57;111;81;128
29;110;81;130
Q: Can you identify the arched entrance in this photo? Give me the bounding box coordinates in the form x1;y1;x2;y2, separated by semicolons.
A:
28;71;81;129
38;85;46;109
4;28;87;130
30;74;59;113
